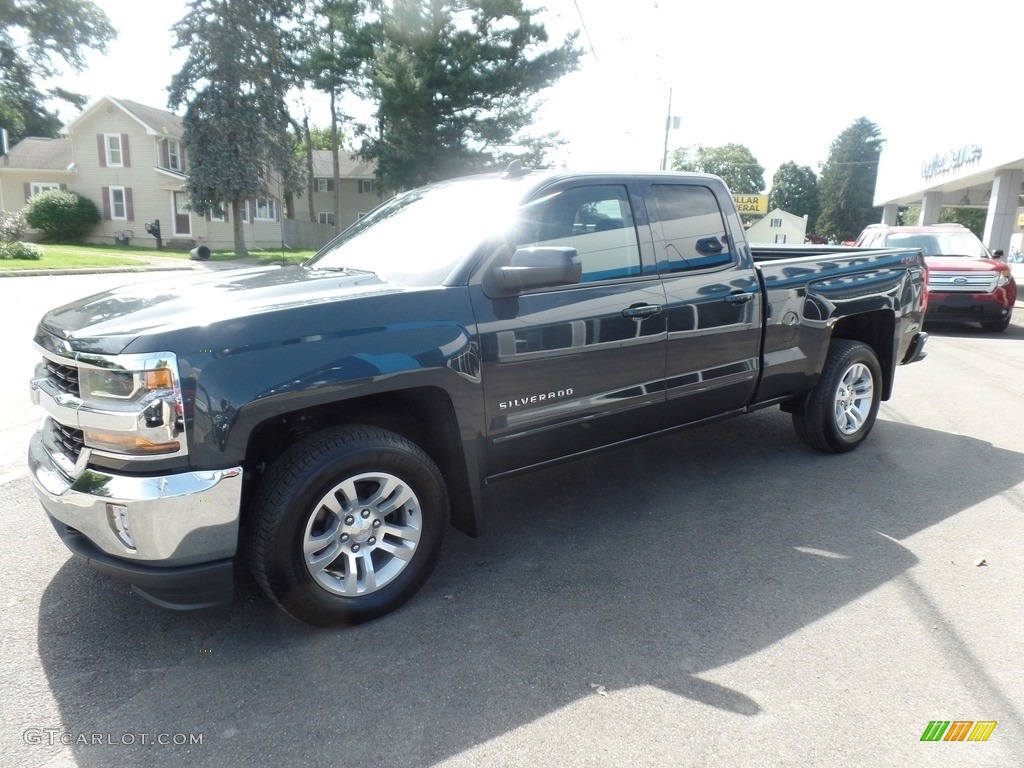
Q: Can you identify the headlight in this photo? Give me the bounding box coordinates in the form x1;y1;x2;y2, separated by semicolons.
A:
996;269;1012;287
79;366;175;400
76;359;185;457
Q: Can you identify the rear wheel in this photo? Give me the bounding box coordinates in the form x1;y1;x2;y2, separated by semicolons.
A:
792;340;882;453
246;425;449;627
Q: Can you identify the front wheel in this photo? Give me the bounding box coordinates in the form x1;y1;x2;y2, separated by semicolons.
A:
792;340;882;453
246;425;450;627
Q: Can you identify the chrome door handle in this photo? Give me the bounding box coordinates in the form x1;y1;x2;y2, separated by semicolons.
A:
622;304;663;318
724;292;754;305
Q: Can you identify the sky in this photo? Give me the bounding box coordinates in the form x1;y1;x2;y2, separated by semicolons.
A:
45;0;1023;187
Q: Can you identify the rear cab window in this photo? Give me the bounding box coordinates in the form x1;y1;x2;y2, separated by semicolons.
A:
647;184;736;273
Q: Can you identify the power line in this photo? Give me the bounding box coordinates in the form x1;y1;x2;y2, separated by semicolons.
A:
571;0;598;63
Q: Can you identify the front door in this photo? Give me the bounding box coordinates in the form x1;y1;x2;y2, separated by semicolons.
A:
470;180;667;479
173;191;191;236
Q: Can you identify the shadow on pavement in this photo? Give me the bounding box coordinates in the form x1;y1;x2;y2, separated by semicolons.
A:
33;408;1024;766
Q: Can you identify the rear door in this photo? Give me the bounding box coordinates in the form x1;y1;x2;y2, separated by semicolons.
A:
470;179;667;478
643;180;762;425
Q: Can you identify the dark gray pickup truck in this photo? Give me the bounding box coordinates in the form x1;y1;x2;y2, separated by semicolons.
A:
28;169;928;627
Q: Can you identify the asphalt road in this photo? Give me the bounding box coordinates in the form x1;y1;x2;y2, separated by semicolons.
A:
1;271;1022;768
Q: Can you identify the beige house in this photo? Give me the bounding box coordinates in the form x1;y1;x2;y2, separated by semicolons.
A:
1;96;284;250
0;137;75;213
745;207;808;245
303;150;386;231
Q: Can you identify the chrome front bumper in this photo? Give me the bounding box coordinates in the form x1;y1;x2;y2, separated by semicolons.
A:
29;421;243;608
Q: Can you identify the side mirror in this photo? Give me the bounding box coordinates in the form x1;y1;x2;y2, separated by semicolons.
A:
992;249;1005;259
492;246;581;293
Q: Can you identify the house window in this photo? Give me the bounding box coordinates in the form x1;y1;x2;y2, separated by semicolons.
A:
168;141;181;172
358;179;375;194
775;234;787;244
254;198;276;221
109;186;128;220
317;179;334;192
209;201;227;222
30;182;60;197
770;217;783;227
105;134;123;166
318;212;335;226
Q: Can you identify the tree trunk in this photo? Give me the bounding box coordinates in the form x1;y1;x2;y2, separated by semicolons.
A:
304;116;315;223
331;89;341;233
231;198;247;257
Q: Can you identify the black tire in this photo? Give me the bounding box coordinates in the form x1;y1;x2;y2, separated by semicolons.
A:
981;315;1011;333
246;425;449;627
792;340;882;453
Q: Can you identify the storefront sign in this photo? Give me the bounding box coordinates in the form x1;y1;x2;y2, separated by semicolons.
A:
921;145;982;179
732;194;767;214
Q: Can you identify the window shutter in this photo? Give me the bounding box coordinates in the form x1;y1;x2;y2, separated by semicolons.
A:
59;183;67;190
101;186;111;219
97;134;107;167
23;182;30;200
121;134;131;167
125;188;134;221
180;145;186;173
161;139;170;169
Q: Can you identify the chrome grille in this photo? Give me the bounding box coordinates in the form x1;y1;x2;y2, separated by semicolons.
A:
928;271;998;293
51;421;85;463
44;359;80;396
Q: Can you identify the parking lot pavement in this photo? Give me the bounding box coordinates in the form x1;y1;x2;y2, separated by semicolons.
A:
1;275;1022;768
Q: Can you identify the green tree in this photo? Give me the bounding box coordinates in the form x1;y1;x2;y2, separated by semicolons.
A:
168;0;302;256
816;117;884;243
360;0;582;192
670;143;766;194
0;0;115;142
897;206;987;240
300;0;379;226
769;162;820;233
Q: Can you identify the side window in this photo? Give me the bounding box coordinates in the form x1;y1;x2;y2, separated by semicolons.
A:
650;184;733;272
516;185;641;283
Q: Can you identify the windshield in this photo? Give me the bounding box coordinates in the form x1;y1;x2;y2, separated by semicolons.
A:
306;176;529;285
885;231;990;259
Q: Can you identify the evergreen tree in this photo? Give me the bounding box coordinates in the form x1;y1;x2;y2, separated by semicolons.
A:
0;0;115;142
300;0;380;227
360;0;582;192
670;144;765;194
816;118;884;243
769;162;820;233
168;0;302;256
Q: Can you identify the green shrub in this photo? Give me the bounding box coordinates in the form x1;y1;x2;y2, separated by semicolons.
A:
24;190;101;242
0;210;27;243
0;241;43;260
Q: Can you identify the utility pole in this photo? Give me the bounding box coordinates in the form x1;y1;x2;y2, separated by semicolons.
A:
660;89;680;171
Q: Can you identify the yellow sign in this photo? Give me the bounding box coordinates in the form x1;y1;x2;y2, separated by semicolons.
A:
1018;213;1024;227
732;194;768;215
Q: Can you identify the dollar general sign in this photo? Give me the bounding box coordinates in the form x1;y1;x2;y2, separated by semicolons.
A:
732;195;768;215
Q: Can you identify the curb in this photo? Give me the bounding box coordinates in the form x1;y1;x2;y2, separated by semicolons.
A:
0;259;262;278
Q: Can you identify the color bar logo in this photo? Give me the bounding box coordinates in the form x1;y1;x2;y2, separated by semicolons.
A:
920;720;997;742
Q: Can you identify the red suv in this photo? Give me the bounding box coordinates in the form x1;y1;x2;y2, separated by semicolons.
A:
854;224;1016;332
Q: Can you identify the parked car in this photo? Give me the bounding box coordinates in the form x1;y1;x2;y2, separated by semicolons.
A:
854;223;1017;332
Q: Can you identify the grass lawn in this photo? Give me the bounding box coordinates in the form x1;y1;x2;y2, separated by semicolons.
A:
0;243;316;271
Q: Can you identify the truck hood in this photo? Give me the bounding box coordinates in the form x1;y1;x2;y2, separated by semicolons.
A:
924;256;1004;272
37;265;404;355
